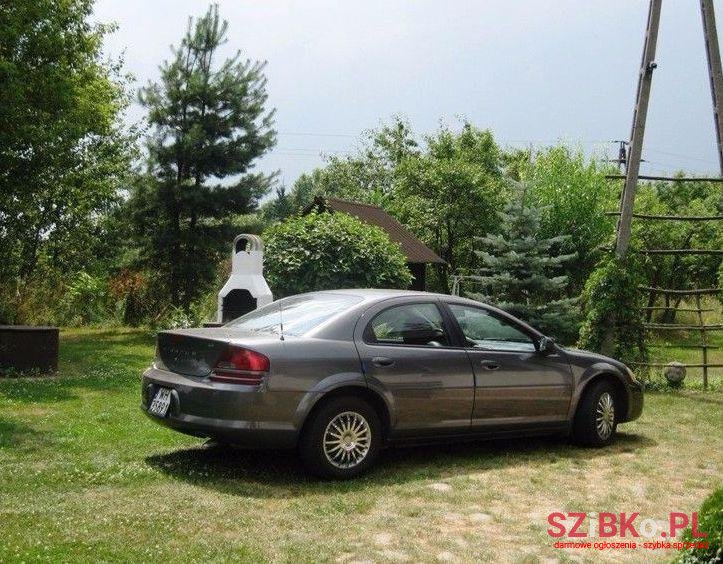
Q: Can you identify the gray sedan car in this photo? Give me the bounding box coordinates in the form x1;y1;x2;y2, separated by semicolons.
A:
142;289;643;478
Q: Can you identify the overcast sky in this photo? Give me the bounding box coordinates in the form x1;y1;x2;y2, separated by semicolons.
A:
94;0;723;189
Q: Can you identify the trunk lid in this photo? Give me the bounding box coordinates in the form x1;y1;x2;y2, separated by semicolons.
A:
156;328;273;377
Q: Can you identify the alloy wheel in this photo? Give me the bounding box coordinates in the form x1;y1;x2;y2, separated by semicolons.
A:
323;411;371;469
596;392;615;440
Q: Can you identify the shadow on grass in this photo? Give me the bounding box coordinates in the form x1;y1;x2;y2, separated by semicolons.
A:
0;418;52;451
0;369;141;403
145;432;656;499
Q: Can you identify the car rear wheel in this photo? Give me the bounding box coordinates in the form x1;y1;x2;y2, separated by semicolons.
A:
572;380;618;446
299;396;381;479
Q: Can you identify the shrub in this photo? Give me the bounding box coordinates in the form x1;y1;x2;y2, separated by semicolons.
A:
676;488;723;563
578;255;648;367
153;307;198;330
59;272;110;326
107;269;178;327
263;212;412;297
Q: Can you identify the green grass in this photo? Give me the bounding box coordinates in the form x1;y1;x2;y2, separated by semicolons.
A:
1;328;722;562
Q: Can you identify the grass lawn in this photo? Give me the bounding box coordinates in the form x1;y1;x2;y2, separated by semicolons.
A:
1;328;721;563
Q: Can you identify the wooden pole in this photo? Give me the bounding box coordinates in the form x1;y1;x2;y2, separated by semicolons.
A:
694;294;709;390
701;0;723;177
616;0;663;259
699;0;722;391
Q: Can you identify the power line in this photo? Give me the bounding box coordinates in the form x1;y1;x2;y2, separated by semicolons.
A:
270;131;720;175
642;147;719;165
278;131;357;138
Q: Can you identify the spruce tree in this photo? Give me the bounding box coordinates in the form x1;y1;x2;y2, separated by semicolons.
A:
129;5;276;309
469;181;579;342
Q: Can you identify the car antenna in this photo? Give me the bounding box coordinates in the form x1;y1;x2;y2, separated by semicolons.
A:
278;299;285;341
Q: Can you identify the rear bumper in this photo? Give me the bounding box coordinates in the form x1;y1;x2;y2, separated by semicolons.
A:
141;367;302;448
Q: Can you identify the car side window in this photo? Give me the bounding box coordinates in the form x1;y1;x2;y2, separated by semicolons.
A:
367;303;451;347
448;304;536;352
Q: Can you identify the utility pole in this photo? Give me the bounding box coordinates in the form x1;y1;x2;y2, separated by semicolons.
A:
700;0;723;211
701;0;723;177
616;0;662;259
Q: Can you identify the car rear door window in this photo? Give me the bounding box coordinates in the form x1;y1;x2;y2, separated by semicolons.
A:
448;304;535;352
367;303;451;347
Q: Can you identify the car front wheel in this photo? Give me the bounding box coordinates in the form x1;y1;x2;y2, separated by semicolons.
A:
572;380;618;446
299;396;381;479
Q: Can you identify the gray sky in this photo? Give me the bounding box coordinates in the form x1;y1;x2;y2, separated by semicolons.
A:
94;0;723;189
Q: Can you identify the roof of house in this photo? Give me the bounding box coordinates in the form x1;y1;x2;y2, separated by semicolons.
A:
304;196;445;264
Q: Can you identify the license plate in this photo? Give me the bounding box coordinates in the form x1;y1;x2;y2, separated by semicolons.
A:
149;387;172;417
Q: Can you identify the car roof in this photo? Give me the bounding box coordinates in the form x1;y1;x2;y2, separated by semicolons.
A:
301;288;496;308
310;288;446;297
305;288;452;301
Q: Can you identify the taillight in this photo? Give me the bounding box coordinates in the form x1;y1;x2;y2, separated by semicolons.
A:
209;345;270;385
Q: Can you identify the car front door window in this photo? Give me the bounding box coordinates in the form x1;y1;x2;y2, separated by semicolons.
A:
448;304;535;352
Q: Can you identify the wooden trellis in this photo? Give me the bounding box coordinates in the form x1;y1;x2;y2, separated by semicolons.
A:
607;0;723;390
606;183;723;389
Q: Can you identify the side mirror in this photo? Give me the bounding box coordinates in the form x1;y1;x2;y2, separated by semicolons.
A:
537;336;556;355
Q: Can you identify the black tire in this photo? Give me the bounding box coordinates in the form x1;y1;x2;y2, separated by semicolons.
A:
572;380;619;447
299;396;382;479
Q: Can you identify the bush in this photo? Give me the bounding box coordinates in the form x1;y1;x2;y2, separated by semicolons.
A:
676;488;723;563
263;212;412;297
152;307;198;330
108;269;165;326
59;272;110;326
578;255;648;367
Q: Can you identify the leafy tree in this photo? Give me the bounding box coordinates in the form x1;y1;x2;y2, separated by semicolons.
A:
265;121;508;292
128;4;276;309
468;182;579;342
394;124;507;292
578;255;648;367
523;146;618;296
59;272;110;326
0;0;135;323
263;212;412;297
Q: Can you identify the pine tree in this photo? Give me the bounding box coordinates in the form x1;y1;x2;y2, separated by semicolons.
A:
129;5;276;309
469;181;579;342
261;185;295;222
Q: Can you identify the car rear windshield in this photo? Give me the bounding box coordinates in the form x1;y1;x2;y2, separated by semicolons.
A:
225;293;363;336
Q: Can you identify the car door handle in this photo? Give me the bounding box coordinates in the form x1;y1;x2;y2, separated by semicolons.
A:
372;356;395;367
480;360;500;370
